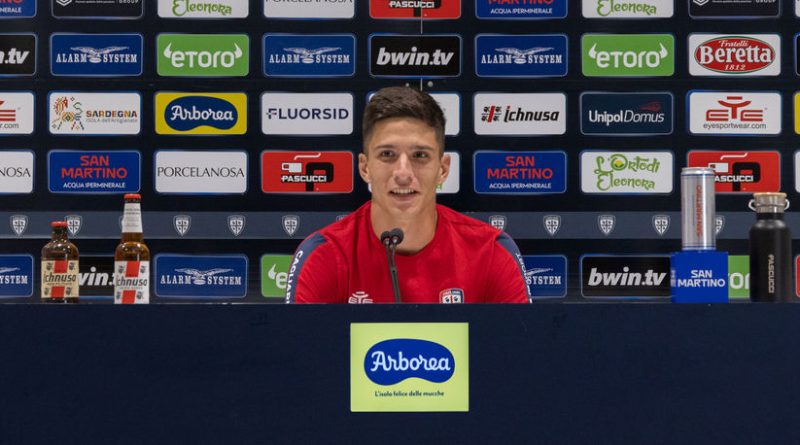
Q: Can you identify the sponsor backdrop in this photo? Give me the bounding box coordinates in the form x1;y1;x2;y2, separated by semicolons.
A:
0;0;797;301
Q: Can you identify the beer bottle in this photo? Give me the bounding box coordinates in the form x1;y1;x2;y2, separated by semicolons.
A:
41;221;79;303
114;194;150;304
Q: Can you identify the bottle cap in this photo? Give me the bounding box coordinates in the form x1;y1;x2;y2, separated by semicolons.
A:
124;193;141;200
749;192;789;213
51;221;67;228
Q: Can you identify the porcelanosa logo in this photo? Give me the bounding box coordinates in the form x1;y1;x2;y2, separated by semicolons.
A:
0;151;33;194
157;34;249;77
475;34;567;77
583;0;672;18
0;0;35;18
475;0;566;19
364;339;455;385
155;93;246;135
580;92;672;135
50;34;142;77
688;92;780;135
263;34;355;77
581;34;674;77
369;35;461;77
581;151;673;194
155;150;247;194
158;0;249;18
474;93;565;135
689;34;780;77
49;92;141;135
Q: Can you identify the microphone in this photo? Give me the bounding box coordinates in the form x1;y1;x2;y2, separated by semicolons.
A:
380;228;404;303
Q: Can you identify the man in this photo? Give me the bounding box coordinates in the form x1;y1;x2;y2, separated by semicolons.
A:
286;86;529;304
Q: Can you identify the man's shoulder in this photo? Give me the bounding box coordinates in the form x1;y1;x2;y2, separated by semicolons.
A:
437;204;502;243
317;202;369;244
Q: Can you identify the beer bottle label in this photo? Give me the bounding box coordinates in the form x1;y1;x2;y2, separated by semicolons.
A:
41;260;79;300
121;203;143;233
114;261;150;304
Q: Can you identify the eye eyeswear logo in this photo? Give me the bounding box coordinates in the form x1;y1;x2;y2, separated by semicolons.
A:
157;34;249;77
688;92;780;135
364;339;455;385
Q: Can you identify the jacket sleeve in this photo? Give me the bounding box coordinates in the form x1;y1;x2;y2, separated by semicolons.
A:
485;232;531;303
285;233;343;304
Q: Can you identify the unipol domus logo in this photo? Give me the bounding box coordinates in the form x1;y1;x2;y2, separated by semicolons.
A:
364;339;455;385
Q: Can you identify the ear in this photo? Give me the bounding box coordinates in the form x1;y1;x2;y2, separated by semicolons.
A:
437;153;451;185
358;153;370;183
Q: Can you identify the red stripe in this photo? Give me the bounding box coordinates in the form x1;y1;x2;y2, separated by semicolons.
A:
124;261;141;278
121;290;136;304
51;287;65;299
54;260;68;274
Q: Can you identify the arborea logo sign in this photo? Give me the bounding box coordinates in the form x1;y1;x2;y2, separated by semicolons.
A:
350;323;468;412
581;34;674;77
157;34;249;77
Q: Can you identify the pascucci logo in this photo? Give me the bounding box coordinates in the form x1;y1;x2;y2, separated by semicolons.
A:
364;339;455;385
588;42;669;69
694;37;775;74
162;42;243;69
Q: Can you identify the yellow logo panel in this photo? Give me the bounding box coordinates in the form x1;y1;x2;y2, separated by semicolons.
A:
351;323;469;412
795;93;800;134
155;92;247;135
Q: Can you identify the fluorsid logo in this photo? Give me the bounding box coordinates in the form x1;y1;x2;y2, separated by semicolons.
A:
364;339;455;385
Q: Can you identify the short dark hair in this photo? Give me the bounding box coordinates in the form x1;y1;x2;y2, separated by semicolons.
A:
362;86;446;153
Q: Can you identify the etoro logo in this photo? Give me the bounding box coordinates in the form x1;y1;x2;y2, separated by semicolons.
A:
261;254;292;298
261;151;353;193
689;34;780;77
157;34;249;77
687;151;780;194
155;92;247;135
688;91;780;135
582;34;674;77
369;34;461;77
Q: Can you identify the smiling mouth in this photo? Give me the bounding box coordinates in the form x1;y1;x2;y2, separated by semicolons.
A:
390;188;418;197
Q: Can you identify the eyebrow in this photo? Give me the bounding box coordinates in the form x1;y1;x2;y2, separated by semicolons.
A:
372;144;436;151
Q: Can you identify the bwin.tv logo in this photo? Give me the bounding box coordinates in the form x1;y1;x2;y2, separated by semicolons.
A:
364;339;455;385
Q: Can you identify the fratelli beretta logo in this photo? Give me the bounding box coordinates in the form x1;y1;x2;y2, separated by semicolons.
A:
351;323;468;412
580;92;672;135
580;151;673;194
48;150;140;194
475;0;566;19
0;0;35;18
581;33;674;77
155;254;247;299
473;151;566;194
475;34;567;77
263;34;355;77
157;34;249;77
50;34;142;77
155;92;246;135
688;34;780;77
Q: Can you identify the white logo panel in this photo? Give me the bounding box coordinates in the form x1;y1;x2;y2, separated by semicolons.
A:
0;92;34;135
430;93;460;136
688;34;781;77
155;151;248;194
158;0;249;18
581;151;673;194
582;0;673;18
49;92;141;135
794;152;800;193
688;92;781;135
264;0;353;18
261;92;353;135
438;152;460;194
0;151;33;194
474;93;566;135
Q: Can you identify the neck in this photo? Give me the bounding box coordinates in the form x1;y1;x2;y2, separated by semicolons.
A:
370;202;438;254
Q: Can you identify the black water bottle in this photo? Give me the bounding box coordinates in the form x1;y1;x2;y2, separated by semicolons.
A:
749;192;793;302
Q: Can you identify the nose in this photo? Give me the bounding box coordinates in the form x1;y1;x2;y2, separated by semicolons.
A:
393;153;413;185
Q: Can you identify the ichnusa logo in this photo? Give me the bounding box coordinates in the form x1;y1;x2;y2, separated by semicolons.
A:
0;0;36;18
0;150;33;194
580;92;673;136
263;34;355;78
155;254;248;300
580;151;673;194
581;33;674;77
473;151;566;194
475;0;567;19
261;92;352;136
581;255;670;298
157;34;249;77
370;0;460;19
688;91;781;136
0;34;36;76
49;92;141;135
369;34;461;78
50;34;142;77
583;0;673;18
261;254;291;298
155;92;246;135
473;93;565;135
522;255;567;299
0;254;33;298
687;150;780;194
0;91;34;135
690;0;778;18
689;34;780;77
155;150;247;194
261;151;353;193
351;323;469;412
475;34;567;77
157;0;249;18
48;150;141;194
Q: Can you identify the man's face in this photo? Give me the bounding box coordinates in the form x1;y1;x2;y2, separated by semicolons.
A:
359;117;450;219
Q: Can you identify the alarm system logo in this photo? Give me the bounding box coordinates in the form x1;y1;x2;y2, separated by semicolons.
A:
688;34;780;77
155;92;247;135
0;150;33;194
369;35;461;77
50;34;143;77
263;34;355;77
474;34;568;77
522;255;567;298
370;0;460;19
581;34;674;77
155;254;248;299
0;34;35;76
688;92;780;136
687;151;780;194
261;151;354;193
158;0;249;18
475;0;566;19
0;255;33;298
157;34;249;77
